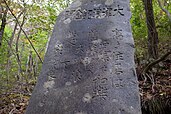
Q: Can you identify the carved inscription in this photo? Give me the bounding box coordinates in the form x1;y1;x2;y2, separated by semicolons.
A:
100;65;108;72
111;28;123;40
115;51;124;61
111;28;123;49
88;28;125;76
60;60;71;68
66;31;78;45
92;75;109;100
88;30;98;41
75;44;84;54
53;28;125;90
111;78;125;88
89;30;112;62
110;28;124;75
65;5;124;20
54;41;63;55
99;50;112;62
71;69;82;82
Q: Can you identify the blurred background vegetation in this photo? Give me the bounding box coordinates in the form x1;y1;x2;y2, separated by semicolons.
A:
0;0;171;114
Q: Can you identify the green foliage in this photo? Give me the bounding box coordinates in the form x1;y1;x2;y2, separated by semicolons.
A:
131;0;147;39
0;26;12;90
0;26;12;67
130;0;148;58
130;0;171;59
0;0;74;94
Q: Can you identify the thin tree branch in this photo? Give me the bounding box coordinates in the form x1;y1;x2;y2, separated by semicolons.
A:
16;11;26;77
3;0;43;63
143;49;171;74
157;0;171;22
10;10;24;45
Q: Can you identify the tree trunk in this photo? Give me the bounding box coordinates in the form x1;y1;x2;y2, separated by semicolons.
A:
143;0;159;59
0;8;8;46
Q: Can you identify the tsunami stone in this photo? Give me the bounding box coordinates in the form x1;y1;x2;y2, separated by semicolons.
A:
26;0;142;114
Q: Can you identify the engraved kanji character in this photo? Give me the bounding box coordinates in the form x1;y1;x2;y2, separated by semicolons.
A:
113;5;124;16
114;63;123;75
60;60;71;68
94;7;104;18
115;51;124;61
74;9;84;19
112;28;124;40
71;69;82;82
92;76;108;100
88;9;94;19
106;7;113;17
111;78;125;88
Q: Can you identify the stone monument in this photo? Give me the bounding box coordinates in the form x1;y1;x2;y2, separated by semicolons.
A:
26;0;142;114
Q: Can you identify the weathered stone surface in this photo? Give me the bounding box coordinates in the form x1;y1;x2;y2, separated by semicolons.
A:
26;0;142;114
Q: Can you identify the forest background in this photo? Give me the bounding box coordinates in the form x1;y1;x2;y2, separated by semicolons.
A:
0;0;171;114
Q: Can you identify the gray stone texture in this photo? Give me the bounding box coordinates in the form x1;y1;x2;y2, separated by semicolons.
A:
26;0;142;114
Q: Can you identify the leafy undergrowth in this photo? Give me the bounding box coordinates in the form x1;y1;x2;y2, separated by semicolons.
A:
139;59;171;114
0;83;33;114
0;61;170;114
140;75;171;114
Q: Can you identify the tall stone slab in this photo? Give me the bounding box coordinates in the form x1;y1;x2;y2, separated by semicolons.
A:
26;0;141;114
